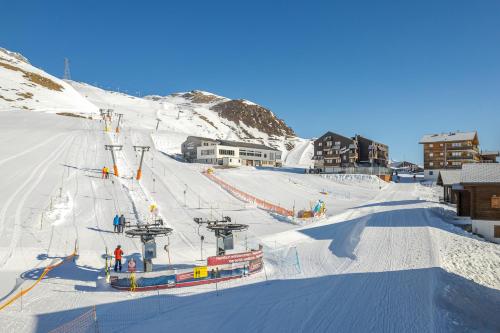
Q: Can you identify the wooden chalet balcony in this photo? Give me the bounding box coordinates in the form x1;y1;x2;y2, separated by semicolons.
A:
446;145;479;152
447;155;475;160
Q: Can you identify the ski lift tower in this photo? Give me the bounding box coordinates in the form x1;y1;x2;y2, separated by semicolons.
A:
125;221;172;272
115;113;124;133
106;109;114;120
194;216;248;256
104;145;123;177
133;145;150;180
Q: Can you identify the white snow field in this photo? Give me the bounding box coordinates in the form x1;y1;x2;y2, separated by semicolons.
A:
0;109;498;333
0;49;498;333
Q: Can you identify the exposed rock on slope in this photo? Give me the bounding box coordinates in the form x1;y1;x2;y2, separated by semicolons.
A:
211;99;295;138
0;47;98;113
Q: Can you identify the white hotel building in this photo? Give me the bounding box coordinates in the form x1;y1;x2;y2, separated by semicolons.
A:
181;136;282;167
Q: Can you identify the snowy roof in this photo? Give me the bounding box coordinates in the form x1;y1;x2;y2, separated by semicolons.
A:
419;131;477;143
186;136;279;151
219;139;279;151
460;164;500;184
436;170;462;186
481;151;500;156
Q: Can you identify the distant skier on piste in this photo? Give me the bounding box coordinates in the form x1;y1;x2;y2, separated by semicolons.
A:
113;214;120;233
119;214;126;233
114;245;123;272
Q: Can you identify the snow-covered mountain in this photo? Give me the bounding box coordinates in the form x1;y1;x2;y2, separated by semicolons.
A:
70;81;310;161
0;48;97;114
0;46;312;165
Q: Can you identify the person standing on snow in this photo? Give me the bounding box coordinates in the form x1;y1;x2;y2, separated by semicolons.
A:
114;245;123;272
119;214;126;233
102;166;107;179
113;214;120;233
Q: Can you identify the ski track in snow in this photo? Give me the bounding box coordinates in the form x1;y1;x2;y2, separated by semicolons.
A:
0;111;498;332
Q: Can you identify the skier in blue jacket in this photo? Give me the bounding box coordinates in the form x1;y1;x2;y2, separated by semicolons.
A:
113;214;120;233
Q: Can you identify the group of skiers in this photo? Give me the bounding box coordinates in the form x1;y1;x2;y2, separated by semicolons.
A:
102;166;110;179
113;214;126;233
113;245;136;272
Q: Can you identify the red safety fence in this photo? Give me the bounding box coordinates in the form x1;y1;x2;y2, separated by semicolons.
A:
204;171;294;217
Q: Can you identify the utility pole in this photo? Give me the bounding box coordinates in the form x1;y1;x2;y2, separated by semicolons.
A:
115;113;124;133
155;118;161;131
133;146;150;180
200;235;204;260
63;58;71;80
104;145;123;177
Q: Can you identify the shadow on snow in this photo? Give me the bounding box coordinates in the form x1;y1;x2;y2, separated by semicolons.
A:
33;267;500;333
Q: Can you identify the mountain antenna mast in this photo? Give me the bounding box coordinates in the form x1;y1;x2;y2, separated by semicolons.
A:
63;58;71;80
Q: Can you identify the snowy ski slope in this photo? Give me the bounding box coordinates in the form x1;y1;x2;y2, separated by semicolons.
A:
0;109;498;333
0;47;498;332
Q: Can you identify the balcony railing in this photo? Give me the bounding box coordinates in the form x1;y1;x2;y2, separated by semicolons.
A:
446;145;479;152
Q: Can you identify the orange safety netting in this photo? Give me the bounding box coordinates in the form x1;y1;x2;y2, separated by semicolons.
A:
0;250;77;311
204;171;294;217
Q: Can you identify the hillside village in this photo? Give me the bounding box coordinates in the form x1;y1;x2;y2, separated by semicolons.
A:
0;45;499;333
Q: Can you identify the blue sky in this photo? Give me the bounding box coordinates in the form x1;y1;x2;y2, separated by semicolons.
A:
1;0;499;163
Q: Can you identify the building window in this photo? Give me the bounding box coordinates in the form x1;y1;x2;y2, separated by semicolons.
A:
440;152;444;156
440;143;443;147
240;150;247;156
429;144;434;148
429;171;434;175
219;149;235;156
326;141;332;147
492;196;500;209
452;143;461;147
495;225;500;238
429;162;434;166
318;142;322;147
452;162;461;166
317;151;322;156
429;153;434;157
452;152;461;157
201;149;215;156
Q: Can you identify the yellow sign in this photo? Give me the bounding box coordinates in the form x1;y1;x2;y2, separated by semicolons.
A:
193;266;208;279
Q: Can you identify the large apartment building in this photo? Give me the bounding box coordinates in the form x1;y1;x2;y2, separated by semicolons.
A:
355;135;389;167
312;131;389;172
181;136;282;167
419;131;480;180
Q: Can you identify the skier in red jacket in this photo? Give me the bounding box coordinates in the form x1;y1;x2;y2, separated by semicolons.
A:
114;245;123;272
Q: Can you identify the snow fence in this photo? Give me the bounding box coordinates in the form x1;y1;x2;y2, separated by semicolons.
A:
203;171;294;217
49;244;301;332
49;306;98;333
0;241;78;312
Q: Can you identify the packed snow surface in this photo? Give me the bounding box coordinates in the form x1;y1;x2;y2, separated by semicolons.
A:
0;109;498;333
0;47;498;332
